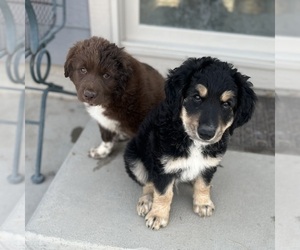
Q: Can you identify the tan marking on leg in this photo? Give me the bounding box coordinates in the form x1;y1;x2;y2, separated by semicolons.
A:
220;90;235;102
197;84;208;97
137;183;154;217
145;181;174;230
193;176;215;217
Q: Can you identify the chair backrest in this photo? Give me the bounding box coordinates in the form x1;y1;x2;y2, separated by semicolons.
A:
0;0;25;83
26;0;66;55
25;0;66;85
0;0;25;56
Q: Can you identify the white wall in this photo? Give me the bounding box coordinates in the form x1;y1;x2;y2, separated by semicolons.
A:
47;0;91;65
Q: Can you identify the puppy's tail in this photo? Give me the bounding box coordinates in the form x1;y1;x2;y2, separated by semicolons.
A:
124;139;148;186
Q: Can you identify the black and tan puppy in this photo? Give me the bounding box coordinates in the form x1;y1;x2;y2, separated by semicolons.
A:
124;57;257;230
64;37;165;158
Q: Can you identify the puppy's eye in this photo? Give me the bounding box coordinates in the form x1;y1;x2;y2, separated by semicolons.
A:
80;68;87;74
222;102;231;109
193;94;202;102
103;73;110;79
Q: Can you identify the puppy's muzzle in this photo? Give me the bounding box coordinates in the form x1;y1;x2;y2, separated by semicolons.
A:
197;124;216;140
83;89;97;101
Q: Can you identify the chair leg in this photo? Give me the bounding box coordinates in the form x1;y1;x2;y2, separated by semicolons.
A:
31;88;49;184
7;89;25;184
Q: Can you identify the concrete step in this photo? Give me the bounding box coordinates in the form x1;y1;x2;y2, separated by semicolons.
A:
0;194;25;249
25;120;275;250
276;154;300;249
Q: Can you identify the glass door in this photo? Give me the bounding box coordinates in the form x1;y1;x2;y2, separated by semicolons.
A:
140;0;274;36
122;0;275;89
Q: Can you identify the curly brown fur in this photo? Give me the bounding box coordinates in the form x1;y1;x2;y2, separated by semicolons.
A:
65;37;165;158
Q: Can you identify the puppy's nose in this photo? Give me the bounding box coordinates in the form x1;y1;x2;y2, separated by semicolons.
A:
198;125;216;140
83;89;97;100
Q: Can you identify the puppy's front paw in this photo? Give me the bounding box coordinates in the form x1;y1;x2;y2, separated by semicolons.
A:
89;142;114;159
145;212;169;230
137;194;153;217
193;201;215;217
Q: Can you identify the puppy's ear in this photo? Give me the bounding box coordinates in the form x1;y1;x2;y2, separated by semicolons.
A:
64;60;71;78
119;56;133;86
115;52;133;94
165;57;215;118
229;71;257;135
64;47;75;78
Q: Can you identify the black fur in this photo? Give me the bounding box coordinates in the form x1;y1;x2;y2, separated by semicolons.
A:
228;70;257;134
201;167;218;186
124;57;257;195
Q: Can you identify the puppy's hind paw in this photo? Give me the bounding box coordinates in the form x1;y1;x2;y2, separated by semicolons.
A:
116;133;129;142
137;194;153;217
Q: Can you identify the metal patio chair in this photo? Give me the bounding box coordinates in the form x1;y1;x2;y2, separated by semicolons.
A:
0;0;25;184
25;0;76;184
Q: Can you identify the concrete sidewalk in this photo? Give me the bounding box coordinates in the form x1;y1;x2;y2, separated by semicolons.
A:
26;120;275;250
0;87;25;227
0;194;25;250
1;63;89;227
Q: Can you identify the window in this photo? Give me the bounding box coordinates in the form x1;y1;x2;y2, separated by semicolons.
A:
123;0;274;61
140;0;275;37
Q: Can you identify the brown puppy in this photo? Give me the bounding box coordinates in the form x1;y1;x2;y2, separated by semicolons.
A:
64;37;165;158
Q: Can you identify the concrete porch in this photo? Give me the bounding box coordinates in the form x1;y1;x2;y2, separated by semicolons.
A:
21;64;276;248
25;119;275;250
2;62;300;249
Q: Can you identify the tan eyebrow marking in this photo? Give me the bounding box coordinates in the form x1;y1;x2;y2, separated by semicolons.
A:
220;90;235;102
197;84;208;97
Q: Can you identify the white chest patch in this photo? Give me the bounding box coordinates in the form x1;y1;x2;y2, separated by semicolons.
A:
85;104;120;133
160;142;222;182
